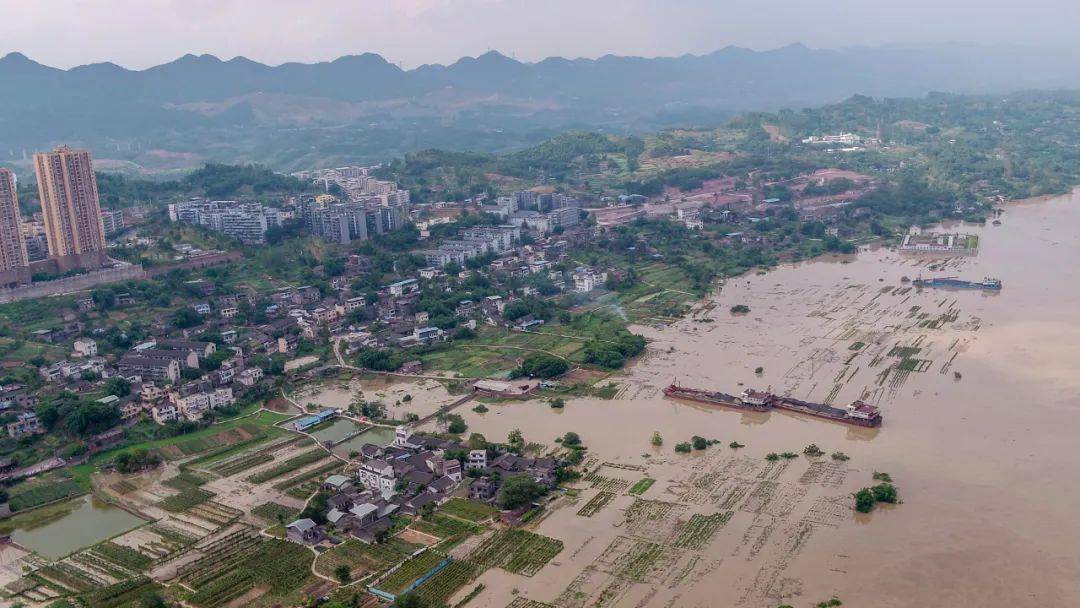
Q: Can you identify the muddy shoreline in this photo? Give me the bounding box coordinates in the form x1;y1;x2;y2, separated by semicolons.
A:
434;189;1080;607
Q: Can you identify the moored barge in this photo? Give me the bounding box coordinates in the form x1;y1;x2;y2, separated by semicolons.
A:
663;381;882;427
912;276;1002;290
662;382;770;412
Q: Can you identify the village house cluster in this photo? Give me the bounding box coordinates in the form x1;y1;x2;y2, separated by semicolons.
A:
286;425;561;545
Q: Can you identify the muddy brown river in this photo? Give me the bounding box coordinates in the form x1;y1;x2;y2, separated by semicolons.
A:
440;190;1080;607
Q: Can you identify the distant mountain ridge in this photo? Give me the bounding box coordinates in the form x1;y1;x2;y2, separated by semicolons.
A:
2;43;1079;170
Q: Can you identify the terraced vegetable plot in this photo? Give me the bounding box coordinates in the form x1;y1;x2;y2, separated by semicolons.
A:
76;576;161;608
163;424;266;460
37;563;97;592
186;538;313;608
149;524;198;546
672;511;733;549
505;599;556;608
468;530;563;577
129;529;188;561
178;530;261;586
409;515;481;539
210;452;274;477
187;501;242;526
414;559;478;606
276;461;345;499
90;542;153;571
623;499;687;541
70;550;132;581
616;539;666;582
377;550;446;595
246;449;328;484
157;488;215;512
583;472;631;493
162;471;211;491
314;538;420;578
251;502;299;524
440;498;499;523
576;491;615;517
9;478;83;511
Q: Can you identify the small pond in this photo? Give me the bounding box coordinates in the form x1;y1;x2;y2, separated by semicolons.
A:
334;426;397;456
309;418;363;444
12;495;148;559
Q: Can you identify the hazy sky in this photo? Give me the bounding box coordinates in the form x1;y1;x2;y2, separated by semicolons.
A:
3;0;1078;69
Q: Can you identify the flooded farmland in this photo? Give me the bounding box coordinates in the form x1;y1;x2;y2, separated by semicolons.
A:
437;190;1080;607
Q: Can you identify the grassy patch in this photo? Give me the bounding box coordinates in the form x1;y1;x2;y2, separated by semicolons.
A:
440;498;499;523
628;478;655;496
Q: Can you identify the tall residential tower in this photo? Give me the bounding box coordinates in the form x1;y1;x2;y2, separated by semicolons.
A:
34;146;106;259
0;169;29;273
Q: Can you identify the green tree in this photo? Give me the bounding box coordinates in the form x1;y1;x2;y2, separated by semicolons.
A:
508;429;524;447
171;308;202;329
393;594;429;608
498;475;548;510
104;377;131;398
871;483;898;504
519;353;569;378
442;413;467;434
467;433;487;450
854;488;876;513
334;564;352;584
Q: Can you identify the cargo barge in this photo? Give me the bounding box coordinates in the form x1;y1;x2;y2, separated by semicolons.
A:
662;383;770;412
912;276;1002;290
663;381;882;427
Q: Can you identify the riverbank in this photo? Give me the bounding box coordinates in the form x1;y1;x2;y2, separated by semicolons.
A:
429;189;1080;607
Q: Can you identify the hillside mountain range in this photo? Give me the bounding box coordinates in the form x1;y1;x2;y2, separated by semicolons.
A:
2;43;1079;172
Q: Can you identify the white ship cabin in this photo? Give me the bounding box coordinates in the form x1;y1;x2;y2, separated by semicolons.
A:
845;400;880;420
739;389;770;406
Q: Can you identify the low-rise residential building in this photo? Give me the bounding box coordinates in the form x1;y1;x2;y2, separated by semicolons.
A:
117;355;181;384
286;518;324;544
174;388;235;421
72;338;97;358
357;459;396;494
572;268;608;293
6;412;44;438
152;403;179;424
237;368;264;386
